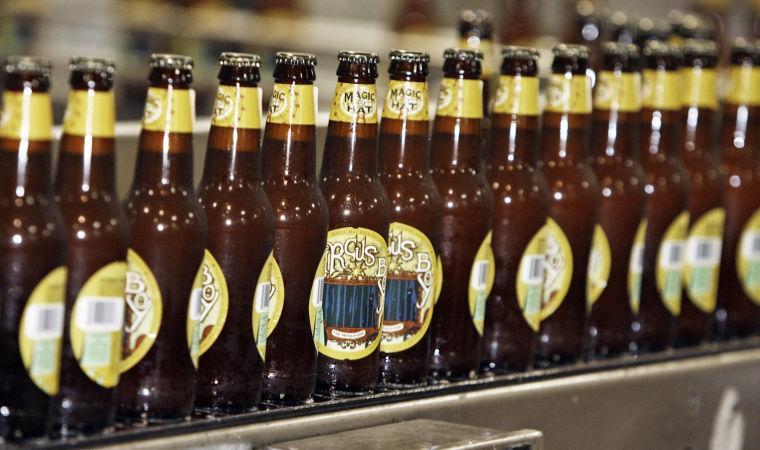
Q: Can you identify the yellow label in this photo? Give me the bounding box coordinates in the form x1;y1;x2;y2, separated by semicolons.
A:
211;85;262;129
681;67;718;110
141;87;193;133
459;37;495;78
725;66;760;106
187;250;228;365
737;208;760;305
586;225;612;310
0;90;53;140
436;78;483;119
628;220;647;314
434;255;443;305
329;82;378;124
516;227;545;332
545;74;592;114
469;232;495;335
492;75;540;116
252;253;285;361
120;249;162;373
642;70;681;111
540;218;574;320
381;223;437;353
69;262;126;389
62;90;116;138
309;227;388;361
656;212;689;316
382;80;429;121
683;208;724;313
19;266;66;396
266;83;316;126
594;71;642;112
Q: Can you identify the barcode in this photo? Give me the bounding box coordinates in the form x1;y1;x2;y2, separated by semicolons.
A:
521;255;544;284
24;304;64;340
256;282;272;313
742;232;760;261
471;261;490;290
687;237;721;267
660;240;684;270
630;244;644;273
188;289;203;321
75;297;124;332
312;277;325;307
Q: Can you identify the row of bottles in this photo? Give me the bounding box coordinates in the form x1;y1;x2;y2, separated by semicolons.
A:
1;38;759;441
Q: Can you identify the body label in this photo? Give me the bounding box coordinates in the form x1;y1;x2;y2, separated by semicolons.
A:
516;227;546;332
120;249;163;373
642;70;680;111
540;219;574;320
436;78;483;119
330;82;377;124
656;212;689;316
737;208;760;304
628;220;647;314
681;68;718;110
683;208;724;313
545;74;592;114
267;83;316;126
19;266;66;396
469;232;495;335
587;225;612;310
594;71;641;112
309;227;388;361
70;261;126;388
211;85;262;129
142;87;193;133
252;253;285;360
382;80;429;121
187;250;228;364
492;75;539;116
0;90;53;140
725;66;760;106
63;90;116;137
381;223;437;353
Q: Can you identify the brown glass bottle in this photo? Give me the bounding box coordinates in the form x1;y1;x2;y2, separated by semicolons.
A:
715;41;760;339
429;48;494;380
586;43;646;358
50;57;128;438
260;53;328;406
676;39;722;347
633;42;689;353
378;50;442;386
195;53;275;414
316;52;390;396
481;46;546;373
0;56;67;441
536;44;599;366
118;54;206;423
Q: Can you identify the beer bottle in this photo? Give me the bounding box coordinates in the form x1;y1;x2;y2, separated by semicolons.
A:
676;39;723;347
633;41;689;352
315;51;390;396
429;48;495;379
0;56;67;441
481;46;547;373
378;50;442;386
119;54;207;423
260;53;328;405
536;44;599;366
586;43;647;358
458;10;495;117
195;53;275;413
50;57;128;437
715;40;760;338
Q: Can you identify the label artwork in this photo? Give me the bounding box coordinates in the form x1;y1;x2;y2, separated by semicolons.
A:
309;227;388;361
70;261;126;388
587;225;612;310
737;208;760;304
211;85;262;130
252;253;285;360
545;74;592;114
330;82;377;124
683;208;724;313
382;80;429;121
540;219;574;320
121;249;163;373
594;71;641;112
642;70;680;111
628;220;647;314
492;75;540;116
681;68;718;110
469;232;495;335
267;83;317;125
0;90;53;141
63;90;116;138
19;266;66;396
187;250;228;366
516;227;546;332
656;212;689;316
381;223;437;353
436;78;483;119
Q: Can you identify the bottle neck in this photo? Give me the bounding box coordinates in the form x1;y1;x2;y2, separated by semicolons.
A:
322;121;379;177
488;73;540;165
639;108;681;158
590;69;641;160
540;71;592;163
379;76;430;173
430;74;483;169
718;104;760;159
680;66;718;159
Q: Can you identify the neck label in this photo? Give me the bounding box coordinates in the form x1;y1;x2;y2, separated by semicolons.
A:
493;75;539;116
545;74;592;114
211;85;262;129
0;90;53;141
681;67;718;110
382;80;429;121
436;78;483;119
594;71;641;112
642;70;681;110
63;90;116;138
330;82;377;124
267;83;316;126
726;66;760;106
142;87;194;133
